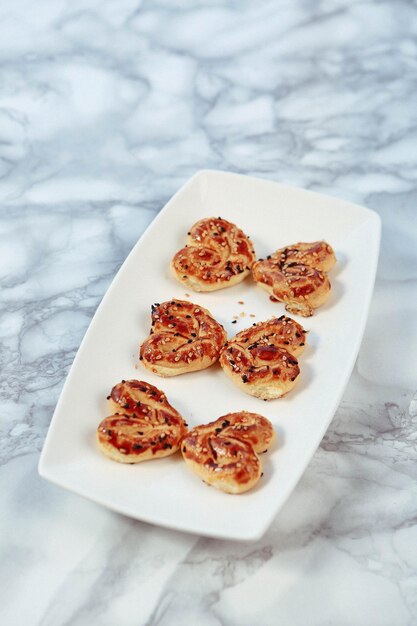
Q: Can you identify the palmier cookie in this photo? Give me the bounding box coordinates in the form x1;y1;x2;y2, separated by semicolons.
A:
140;299;227;376
181;412;275;494
97;380;188;463
171;217;256;291
220;316;306;400
253;241;336;317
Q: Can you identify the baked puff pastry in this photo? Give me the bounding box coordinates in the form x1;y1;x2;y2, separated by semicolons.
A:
253;241;336;317
171;217;256;291
220;316;306;400
181;412;275;494
140;299;227;376
97;379;188;463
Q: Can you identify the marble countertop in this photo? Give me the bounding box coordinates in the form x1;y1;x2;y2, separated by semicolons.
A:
2;0;417;624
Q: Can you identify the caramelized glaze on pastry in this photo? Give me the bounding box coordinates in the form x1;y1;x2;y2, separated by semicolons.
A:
171;217;256;291
181;412;275;493
220;316;306;400
253;241;336;317
139;299;227;376
97;380;188;463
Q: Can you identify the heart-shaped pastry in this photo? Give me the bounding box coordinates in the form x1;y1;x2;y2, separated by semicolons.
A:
253;241;336;317
139;299;227;376
171;217;256;291
97;379;188;463
181;412;275;494
219;316;306;400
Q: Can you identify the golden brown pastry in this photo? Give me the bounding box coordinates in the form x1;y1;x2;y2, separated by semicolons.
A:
181;412;275;494
97;380;188;463
219;316;306;400
253;241;336;317
171;217;256;291
140;299;227;376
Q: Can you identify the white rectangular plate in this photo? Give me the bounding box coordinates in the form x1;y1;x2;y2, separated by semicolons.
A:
39;170;380;541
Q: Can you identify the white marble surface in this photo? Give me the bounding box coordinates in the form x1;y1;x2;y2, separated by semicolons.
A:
1;0;417;624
